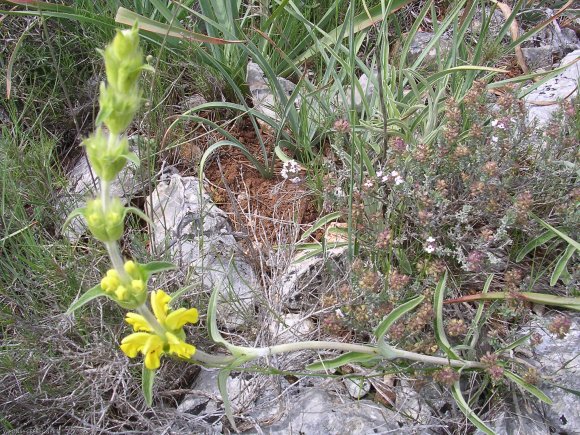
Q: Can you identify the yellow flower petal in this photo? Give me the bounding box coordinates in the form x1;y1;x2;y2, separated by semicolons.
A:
125;313;152;332
144;348;162;370
165;308;199;330
120;332;150;358
166;332;196;359
151;290;171;322
142;335;164;370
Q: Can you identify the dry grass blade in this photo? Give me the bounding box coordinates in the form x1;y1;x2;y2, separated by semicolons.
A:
489;0;528;74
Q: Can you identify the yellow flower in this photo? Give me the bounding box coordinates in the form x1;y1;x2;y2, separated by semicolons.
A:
120;290;199;369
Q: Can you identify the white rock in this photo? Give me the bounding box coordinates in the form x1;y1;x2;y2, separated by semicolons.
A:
269;313;315;343
279;247;347;311
146;173;258;330
343;376;371;400
524;49;580;127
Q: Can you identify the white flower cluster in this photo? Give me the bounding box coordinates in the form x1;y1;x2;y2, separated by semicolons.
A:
376;170;404;185
281;160;302;183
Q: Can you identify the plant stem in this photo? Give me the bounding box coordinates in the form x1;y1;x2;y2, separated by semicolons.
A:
189;340;485;370
388;347;485;369
101;180;110;209
136;305;166;337
105;241;129;281
256;340;379;357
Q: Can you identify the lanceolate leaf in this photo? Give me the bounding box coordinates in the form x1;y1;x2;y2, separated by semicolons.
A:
551;244;576;286
533;214;580;251
142;261;176;276
115;7;242;45
445;292;580;311
504;370;552;404
452;382;494;435
515;230;557;262
66;284;106;315
375;295;424;340
142;366;156;407
434;272;461;360
217;369;237;431
306;352;377;371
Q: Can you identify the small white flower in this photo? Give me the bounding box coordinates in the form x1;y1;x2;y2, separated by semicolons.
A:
335;308;345;318
427;236;436;243
376;170;384;178
491;119;498;127
363;179;374;189
394;176;404;185
381;175;389;183
391;170;399;177
281;160;302;182
491;136;499;143
424;245;435;254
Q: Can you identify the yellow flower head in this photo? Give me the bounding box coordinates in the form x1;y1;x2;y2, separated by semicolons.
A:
120;290;199;370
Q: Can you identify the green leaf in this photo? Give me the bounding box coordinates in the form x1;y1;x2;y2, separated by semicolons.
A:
452;382;494;435
142;366;156;407
125;206;152;225
375;295;424;340
124;151;141;167
504;370;552;405
551;244;576;286
515;231;557;262
115;7;242;45
299;212;342;243
62;207;85;234
218;369;237;431
498;333;532;353
445;292;580;311
66;284;106;315
306;352;377;371
142;261;176;276
434;272;461;360
395;248;413;275
287;0;415;74
207;287;229;347
533;214;580;251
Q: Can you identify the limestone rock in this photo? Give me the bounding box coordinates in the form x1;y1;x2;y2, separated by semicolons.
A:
146;173;258;330
524;49;580;126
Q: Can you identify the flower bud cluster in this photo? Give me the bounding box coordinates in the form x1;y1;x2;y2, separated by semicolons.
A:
100;260;148;308
98;26;148;135
83;198;126;242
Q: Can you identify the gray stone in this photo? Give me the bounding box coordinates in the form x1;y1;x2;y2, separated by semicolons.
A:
261;389;402;434
521;46;554;71
524;49;580;127
279;247;347;311
469;7;510;41
343;376;371;400
520;313;580;433
268;313;315;343
406;32;452;70
146;173;258;330
395;379;435;426
247;61;300;125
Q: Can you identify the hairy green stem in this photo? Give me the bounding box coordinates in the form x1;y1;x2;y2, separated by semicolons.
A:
388;347;485;369
136;305;166;337
190;340;485;371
